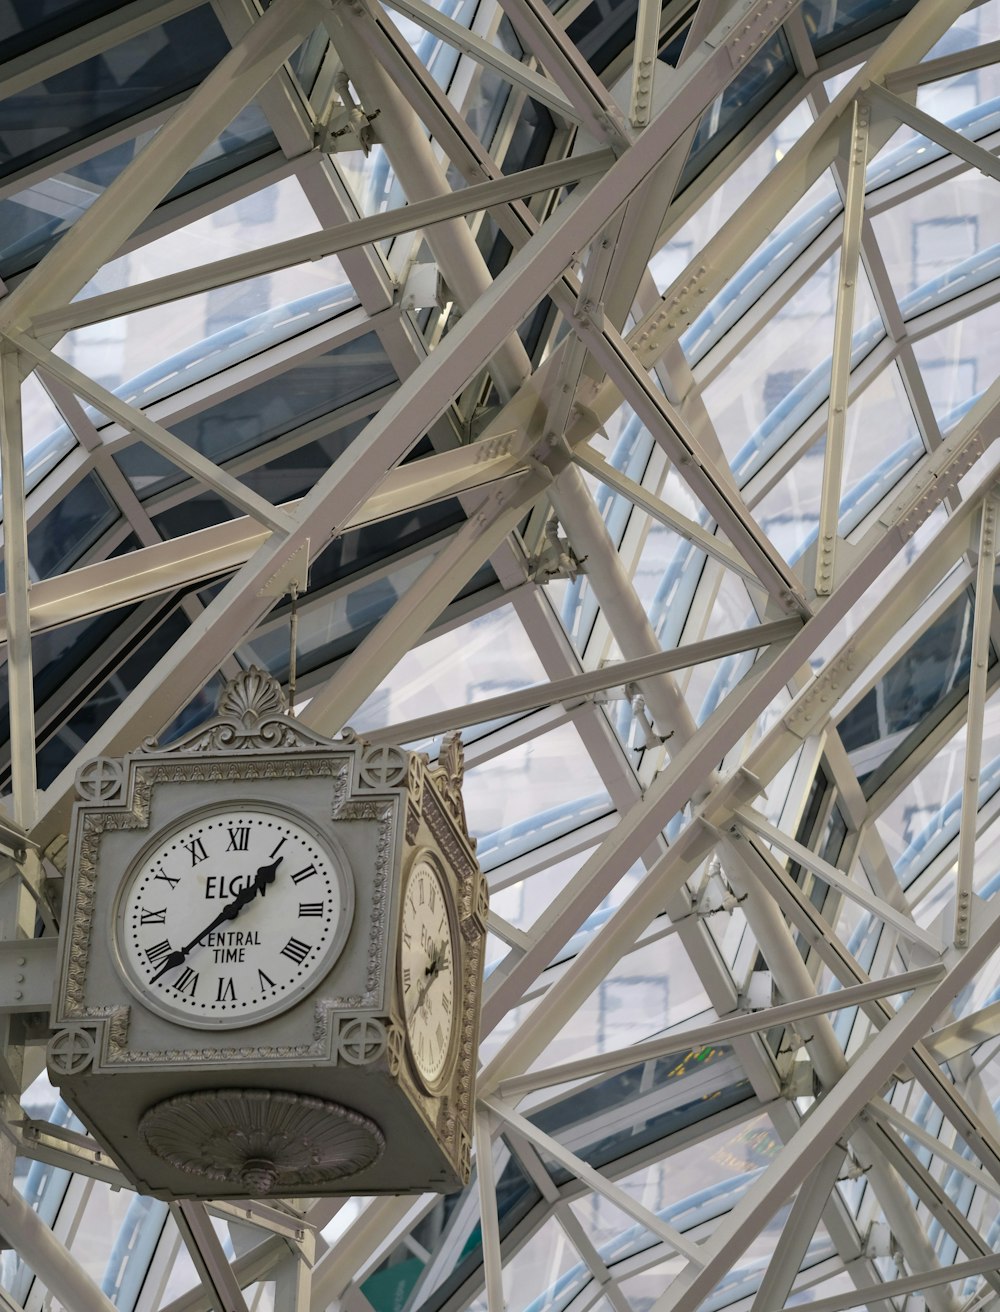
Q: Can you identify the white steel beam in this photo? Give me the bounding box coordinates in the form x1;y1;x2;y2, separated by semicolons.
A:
383;0;579;120
496;963;946;1099
733;805;940;951
0;1186;120;1312
793;1255;1000;1312
0;436;533;637
870;1098;1000;1204
748;1148;846;1312
0;346;36;831
0;0;317;333
571;446;761;585
491;0;633;150
647;896;1000;1312
28;152;614;339
629;0;661;128
11;333;295;534
302;472;547;735
955;496;998;945
172;1201;252;1312
869;84;1000;187
483;1097;704;1263
364;618;801;745
474;1107;506;1312
815;95;869;597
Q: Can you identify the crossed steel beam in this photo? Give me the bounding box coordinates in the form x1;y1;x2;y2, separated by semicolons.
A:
2;0;1000;1309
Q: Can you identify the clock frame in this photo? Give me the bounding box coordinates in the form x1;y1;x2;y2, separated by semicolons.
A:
113;803;354;1029
47;669;487;1199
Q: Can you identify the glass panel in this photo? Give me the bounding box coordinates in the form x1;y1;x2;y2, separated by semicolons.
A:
528;1044;755;1173
351;603;547;733
872;169;1000;324
56;261;356;412
0;0;128;63
651;101;815;297
115;334;395;497
677;33;796;195
0;105;277;280
802;0;916;55
701;254;881;482
0;7;231;180
876;690;1000;887
530;933;712;1073
80;174;320;297
912;300;1000;434
465;722;613;871
750;360;922;564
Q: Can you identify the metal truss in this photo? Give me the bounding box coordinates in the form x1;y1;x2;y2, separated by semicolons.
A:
6;0;1000;1310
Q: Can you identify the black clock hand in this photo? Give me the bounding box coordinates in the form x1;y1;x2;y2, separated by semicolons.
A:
407;949;445;1022
149;857;282;985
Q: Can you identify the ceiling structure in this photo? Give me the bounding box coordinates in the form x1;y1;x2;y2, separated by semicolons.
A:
3;0;1000;1310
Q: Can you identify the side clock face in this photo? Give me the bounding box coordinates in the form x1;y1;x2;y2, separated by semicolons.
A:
116;807;353;1028
399;854;459;1089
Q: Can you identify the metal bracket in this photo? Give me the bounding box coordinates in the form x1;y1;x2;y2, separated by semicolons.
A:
526;517;587;583
257;541;310;599
0;937;57;1012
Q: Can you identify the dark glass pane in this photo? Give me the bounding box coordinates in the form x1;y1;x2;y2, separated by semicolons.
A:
0;104;277;279
0;0;126;63
115;334;396;497
245;508;489;679
531;1043;754;1174
802;0;917;55
502;98;555;176
838;591;989;794
0;7;231;181
677;32;794;193
566;0;638;74
33;607;190;788
0;472;116;591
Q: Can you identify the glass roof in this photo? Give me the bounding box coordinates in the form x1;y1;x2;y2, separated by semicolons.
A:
4;0;1000;1309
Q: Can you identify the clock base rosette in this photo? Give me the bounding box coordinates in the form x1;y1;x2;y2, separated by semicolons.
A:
139;1088;384;1194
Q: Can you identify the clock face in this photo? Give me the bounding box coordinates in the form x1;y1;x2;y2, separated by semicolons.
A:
399;855;458;1089
115;807;353;1028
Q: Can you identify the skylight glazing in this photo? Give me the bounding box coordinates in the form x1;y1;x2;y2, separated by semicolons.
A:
6;0;1000;1310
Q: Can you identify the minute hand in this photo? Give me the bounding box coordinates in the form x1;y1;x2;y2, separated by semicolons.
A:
148;857;282;985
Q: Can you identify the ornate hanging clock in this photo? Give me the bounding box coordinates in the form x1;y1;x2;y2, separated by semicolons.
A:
48;669;487;1199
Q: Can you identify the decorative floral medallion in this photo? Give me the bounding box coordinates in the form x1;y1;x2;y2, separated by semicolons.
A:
139;1089;384;1194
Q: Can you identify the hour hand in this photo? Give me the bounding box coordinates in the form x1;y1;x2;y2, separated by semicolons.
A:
148;858;283;985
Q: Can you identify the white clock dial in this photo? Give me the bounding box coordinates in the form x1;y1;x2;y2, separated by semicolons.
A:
116;808;353;1028
399;855;458;1088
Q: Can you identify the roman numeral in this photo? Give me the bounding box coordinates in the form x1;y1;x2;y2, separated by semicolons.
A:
298;902;324;917
226;826;250;852
216;978;237;1003
145;939;173;966
184;838;208;865
153;871;180;889
435;1023;444;1050
175;967;199;996
139;907;166;925
269;836;287;859
401;929;412;949
428;884;436;913
258;969;275;991
442;991;452;1015
402;966;412;989
280;937;311;965
290;864;316;885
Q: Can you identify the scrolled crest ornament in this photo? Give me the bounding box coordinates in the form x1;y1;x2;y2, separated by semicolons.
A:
143;667;331;755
